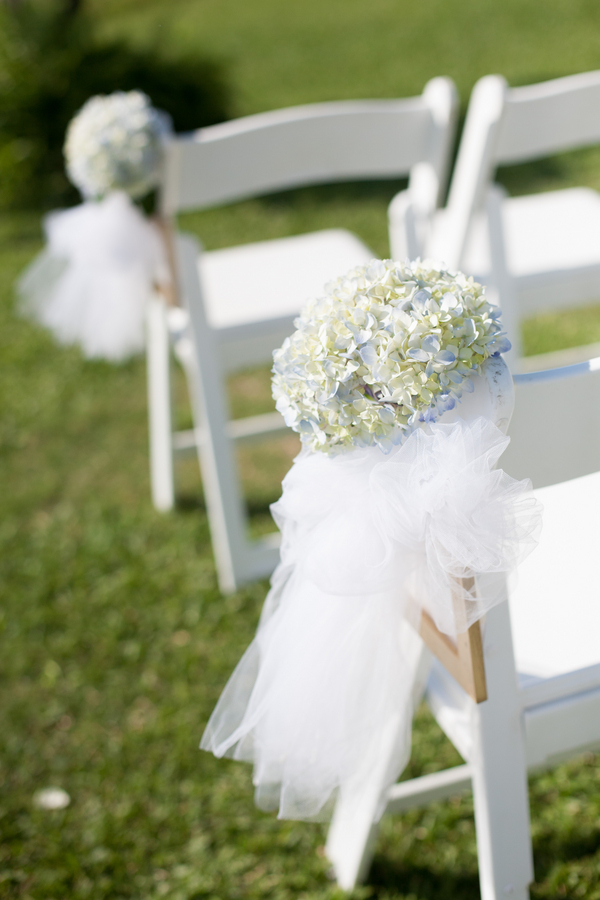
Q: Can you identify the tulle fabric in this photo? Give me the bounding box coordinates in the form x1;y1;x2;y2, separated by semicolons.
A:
18;192;168;361
202;412;541;821
203;567;424;820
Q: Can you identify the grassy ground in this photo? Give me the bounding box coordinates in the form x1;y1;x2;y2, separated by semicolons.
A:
3;1;600;898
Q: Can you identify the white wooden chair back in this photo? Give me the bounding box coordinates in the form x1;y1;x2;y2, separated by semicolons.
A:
442;70;600;270
160;77;458;216
504;355;600;488
327;356;600;898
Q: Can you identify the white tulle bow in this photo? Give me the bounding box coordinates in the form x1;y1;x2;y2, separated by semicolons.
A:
18;192;168;361
201;413;541;821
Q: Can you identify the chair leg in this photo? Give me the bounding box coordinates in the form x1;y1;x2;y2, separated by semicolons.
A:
486;185;522;366
326;640;432;890
176;235;252;593
147;295;175;512
470;602;533;900
326;712;403;890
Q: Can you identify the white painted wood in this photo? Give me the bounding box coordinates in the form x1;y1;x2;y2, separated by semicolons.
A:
417;78;460;207
326;629;431;890
164;102;426;213
388;77;459;261
392;70;600;369
462;189;600;318
147;295;175;511
503;357;600;487
200;229;373;330
485;186;521;365
328;358;600;897
520;663;600;709
435;75;507;270
422;534;532;900
388;187;426;261
525;687;600;770
495;70;600;164
201;228;374;372
469;600;534;900
172;231;374;590
385;764;472;813
175;234;249;593
152;81;458;590
426;599;553;899
161;79;457;215
326;712;405;891
326;358;515;893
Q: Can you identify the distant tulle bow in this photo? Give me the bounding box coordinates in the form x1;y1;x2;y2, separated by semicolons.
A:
18;192;168;361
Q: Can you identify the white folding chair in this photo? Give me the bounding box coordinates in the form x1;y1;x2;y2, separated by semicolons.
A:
147;79;459;593
326;355;600;899
390;70;600;366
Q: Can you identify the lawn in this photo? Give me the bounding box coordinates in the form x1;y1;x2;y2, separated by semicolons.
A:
2;1;600;898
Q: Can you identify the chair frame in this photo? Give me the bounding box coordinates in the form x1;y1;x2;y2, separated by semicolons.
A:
147;80;459;592
443;70;600;270
390;69;600;365
326;354;600;898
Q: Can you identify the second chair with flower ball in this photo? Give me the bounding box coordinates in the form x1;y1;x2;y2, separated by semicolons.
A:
150;77;459;593
19;91;172;362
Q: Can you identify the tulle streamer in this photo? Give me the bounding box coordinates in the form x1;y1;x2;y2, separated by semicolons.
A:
201;413;541;821
18;192;168;361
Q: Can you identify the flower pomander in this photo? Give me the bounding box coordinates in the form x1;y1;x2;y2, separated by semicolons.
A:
272;259;511;454
64;91;171;201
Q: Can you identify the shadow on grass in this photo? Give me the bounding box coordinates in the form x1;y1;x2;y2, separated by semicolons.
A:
174;494;277;517
175;493;207;513
0;1;231;210
246;498;278;517
534;827;600;874
364;829;599;900
368;856;480;900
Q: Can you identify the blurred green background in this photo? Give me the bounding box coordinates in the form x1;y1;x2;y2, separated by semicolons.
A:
2;1;600;898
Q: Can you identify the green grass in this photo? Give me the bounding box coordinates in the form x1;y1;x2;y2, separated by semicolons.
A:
89;0;600;116
3;1;600;897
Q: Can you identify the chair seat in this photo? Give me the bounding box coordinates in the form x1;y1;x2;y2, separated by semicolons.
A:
461;188;600;311
194;228;374;372
428;468;600;766
509;468;600;678
199;228;375;330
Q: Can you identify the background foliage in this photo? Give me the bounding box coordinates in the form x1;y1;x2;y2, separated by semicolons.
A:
2;1;600;898
0;0;230;209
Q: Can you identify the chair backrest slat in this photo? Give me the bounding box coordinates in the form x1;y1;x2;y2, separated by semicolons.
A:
440;70;600;270
495;71;600;165
161;91;452;215
503;358;600;488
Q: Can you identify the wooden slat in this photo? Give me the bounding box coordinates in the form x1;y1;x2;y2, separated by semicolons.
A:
418;576;488;703
161;99;432;213
153;215;179;307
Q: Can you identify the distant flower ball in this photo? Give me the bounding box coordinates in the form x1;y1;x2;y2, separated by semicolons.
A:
272;259;511;454
64;91;170;200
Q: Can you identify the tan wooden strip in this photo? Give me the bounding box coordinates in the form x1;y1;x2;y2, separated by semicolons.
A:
153;214;179;307
418;575;488;704
456;619;487;703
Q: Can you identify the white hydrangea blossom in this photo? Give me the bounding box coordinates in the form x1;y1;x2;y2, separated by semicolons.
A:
272;259;511;454
64;91;170;200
